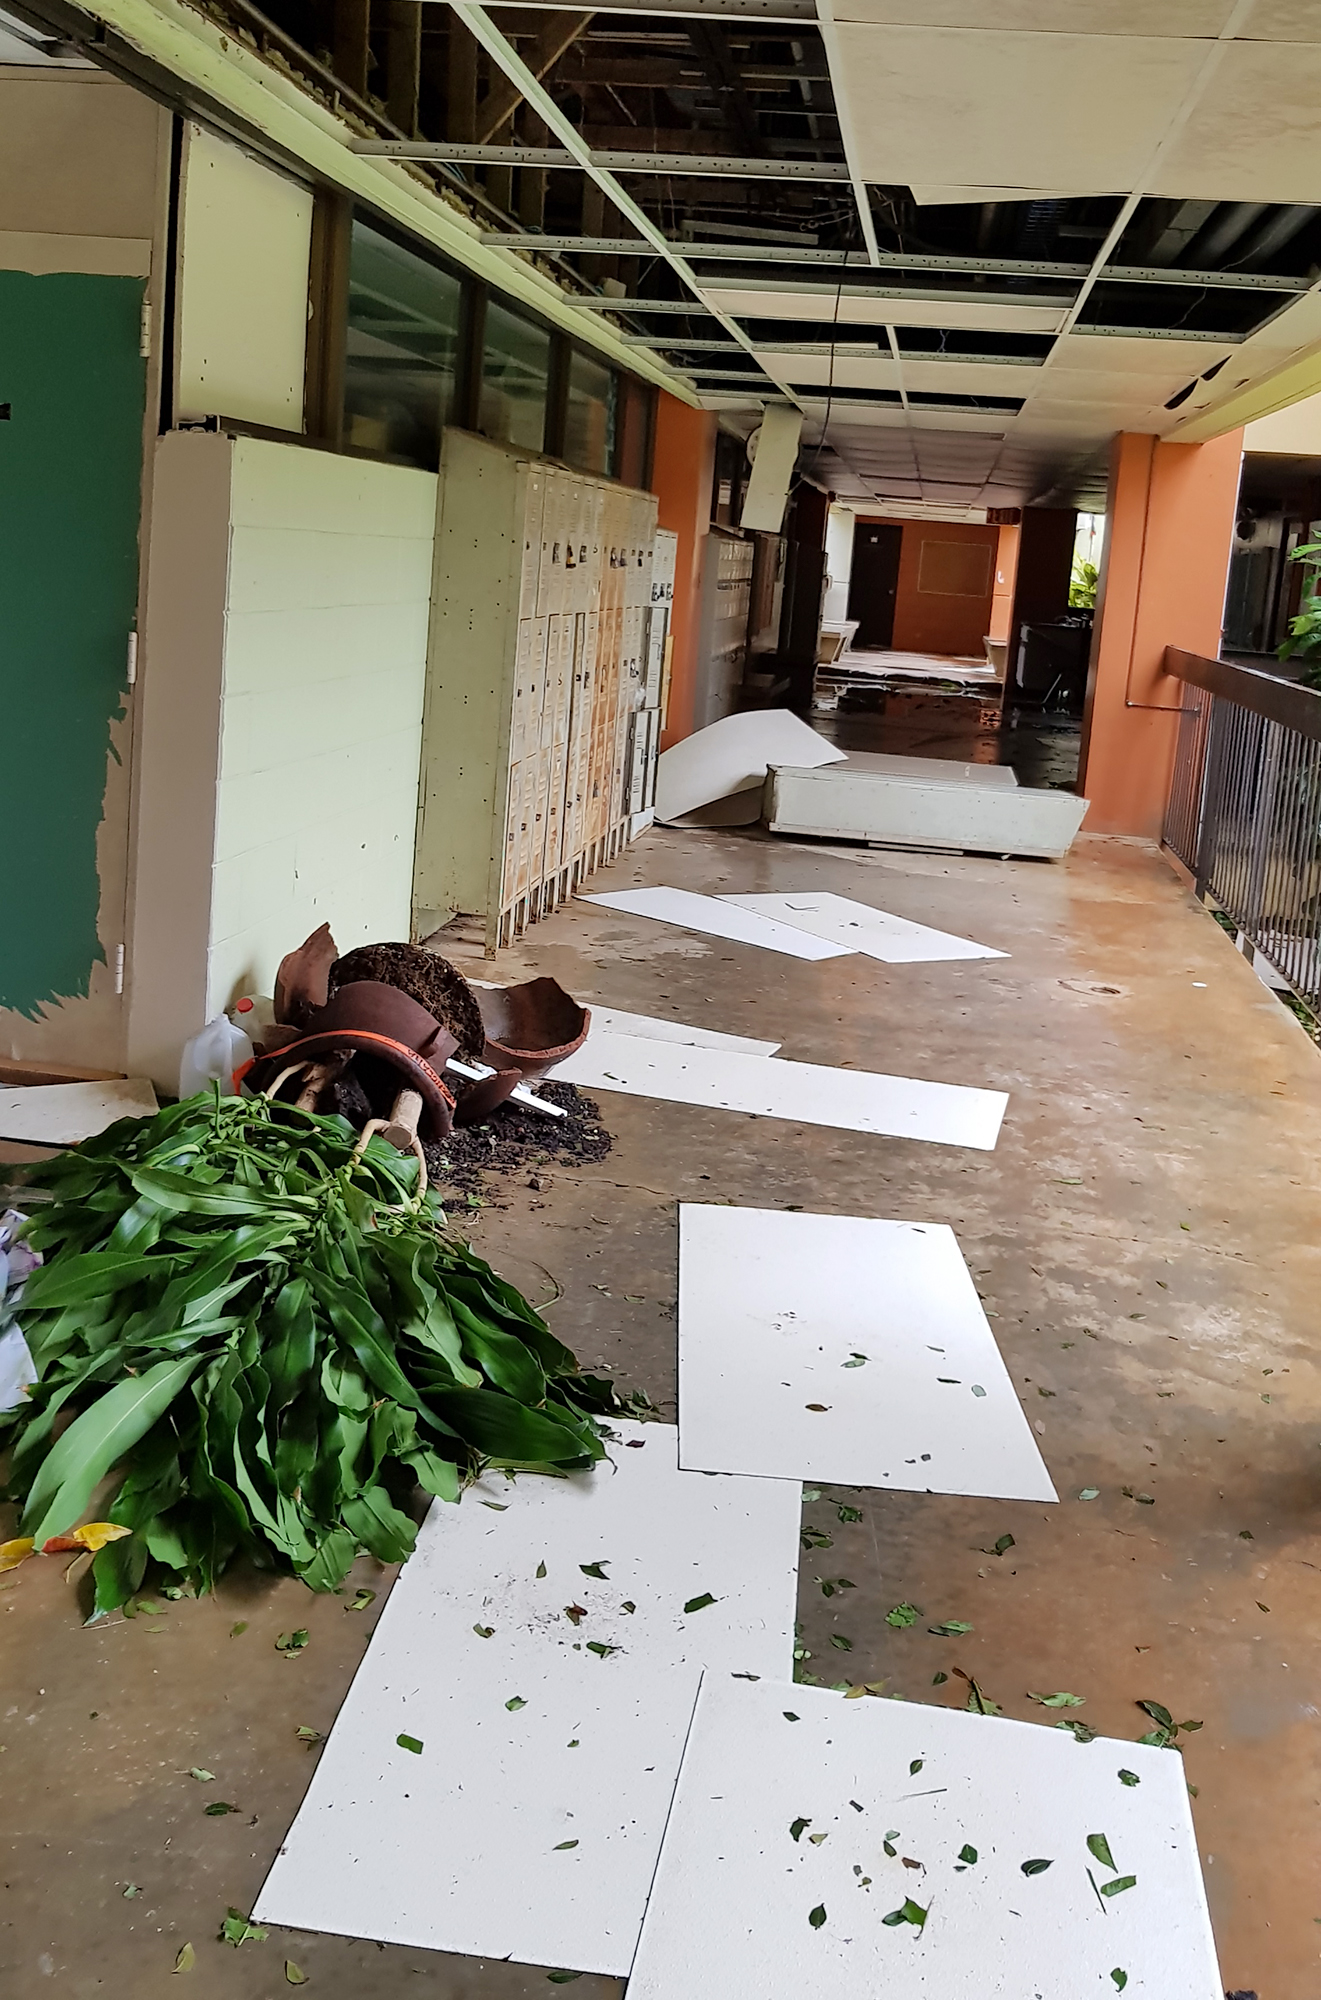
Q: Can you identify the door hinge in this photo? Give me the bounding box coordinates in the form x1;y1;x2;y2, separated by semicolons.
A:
126;631;138;687
113;943;125;995
139;296;151;360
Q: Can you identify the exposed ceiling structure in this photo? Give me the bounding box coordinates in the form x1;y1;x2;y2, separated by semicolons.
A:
23;0;1321;511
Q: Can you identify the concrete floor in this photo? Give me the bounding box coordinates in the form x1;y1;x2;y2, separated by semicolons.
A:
4;825;1320;1999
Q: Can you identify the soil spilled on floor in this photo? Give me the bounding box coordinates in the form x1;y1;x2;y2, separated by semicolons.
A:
423;1077;612;1200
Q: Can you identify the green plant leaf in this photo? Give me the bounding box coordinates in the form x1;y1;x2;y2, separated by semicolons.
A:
20;1251;174;1310
285;1963;309;1985
958;1844;977;1865
1087;1833;1117;1871
881;1898;927;1932
219;1907;268;1946
1117;1769;1140;1787
886;1602;922;1627
928;1621;973;1636
684;1592;717;1613
1111;1972;1128;1992
1021;1858;1053;1876
1100;1875;1137;1898
506;1695;527;1711
790;1817;810;1841
1028;1691;1086;1708
173;1941;195;1973
397;1734;423;1754
21;1355;202;1544
276;1628;309;1654
808;1905;827;1930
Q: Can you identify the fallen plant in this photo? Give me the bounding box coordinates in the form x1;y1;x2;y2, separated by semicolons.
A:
1;1094;621;1619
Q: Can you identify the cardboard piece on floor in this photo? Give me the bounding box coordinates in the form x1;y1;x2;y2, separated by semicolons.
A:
553;1034;1008;1152
721;891;1008;964
578;887;852;961
654;708;843;823
678;1206;1053;1498
253;1423;800;1977
628;1677;1222;2000
0;1078;159;1146
586;1005;781;1057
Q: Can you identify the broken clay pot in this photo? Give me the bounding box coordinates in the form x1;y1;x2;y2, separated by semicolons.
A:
246;981;458;1139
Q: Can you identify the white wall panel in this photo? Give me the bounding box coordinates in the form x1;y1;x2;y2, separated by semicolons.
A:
175;126;312;430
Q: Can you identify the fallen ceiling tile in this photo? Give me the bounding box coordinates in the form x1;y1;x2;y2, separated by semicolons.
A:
677;1206;1052;1498
628;1675;1222;2000
577;888;852;961
252;1422;800;1977
720;891;1009;963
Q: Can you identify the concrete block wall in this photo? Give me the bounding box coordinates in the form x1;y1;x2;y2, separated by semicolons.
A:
129;430;437;1087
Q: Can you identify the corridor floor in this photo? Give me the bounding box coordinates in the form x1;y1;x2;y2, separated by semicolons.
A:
3;828;1319;1998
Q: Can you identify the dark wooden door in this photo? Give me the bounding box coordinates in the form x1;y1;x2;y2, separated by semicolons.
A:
847;520;903;648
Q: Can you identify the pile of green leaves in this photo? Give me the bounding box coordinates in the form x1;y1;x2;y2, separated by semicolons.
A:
1;1092;617;1619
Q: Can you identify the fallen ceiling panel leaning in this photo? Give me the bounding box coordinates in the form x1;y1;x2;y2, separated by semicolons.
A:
578;888;853;961
253;1423;800;1977
721;891;1008;964
677;1206;1054;1499
627;1676;1223;2000
654;708;844;822
552;1033;1009;1150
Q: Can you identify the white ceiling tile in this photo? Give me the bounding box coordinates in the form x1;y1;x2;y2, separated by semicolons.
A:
702;289;1070;335
1153;42;1321;200
832;25;1202;191
1238;1;1321;40
1055;333;1233;374
900;359;1043;395
909;185;1084;203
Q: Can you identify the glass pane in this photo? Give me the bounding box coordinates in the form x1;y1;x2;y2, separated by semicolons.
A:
615;374;653;489
343;221;462;468
565;348;616;476
480;298;551;452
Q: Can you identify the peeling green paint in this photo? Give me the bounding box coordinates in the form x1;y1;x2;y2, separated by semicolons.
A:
0;271;145;1017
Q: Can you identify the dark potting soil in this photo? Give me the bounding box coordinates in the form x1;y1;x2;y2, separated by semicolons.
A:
328;941;486;1060
422;1076;613;1197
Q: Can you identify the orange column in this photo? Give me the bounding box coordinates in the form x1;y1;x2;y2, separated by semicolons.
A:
650;391;716;747
1079;428;1243;836
987;521;1021;645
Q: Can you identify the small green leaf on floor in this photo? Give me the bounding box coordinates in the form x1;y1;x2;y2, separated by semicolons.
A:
1137;1699;1173;1730
1087;1833;1117;1871
173;1942;195;1973
971;1385;987;1397
932;1672;948;1685
958;1845;978;1865
909;1758;923;1775
1257;1601;1270;1613
843;1354;868;1368
1028;1691;1085;1708
790;1817;811;1842
1118;1769;1140;1787
553;1840;579;1851
536;1561;547;1578
219;1908;267;1947
805;1404;830;1412
123;1884;142;1900
829;1634;853;1650
1238;1529;1254;1540
886;1602;922;1627
296;1726;322;1744
621;1601;636;1614
348;1588;375;1611
506;1696;528;1710
579;1562;609;1579
928;1621;973;1636
836;1504;863;1523
229;1623;247;1638
1021;1858;1053;1876
547;1972;583;1983
480;1502;508;1511
275;1629;309;1654
285;1962;309;1985
881;1898;927;1932
1100;1875;1137;1898
808;1905;827;1930
1056;1719;1098;1743
564;1604;586;1626
189;1768;215;1783
684;1593;717;1614
397;1734;423;1754
1111;1972;1128;1992
204;1802;241;1816
783;1712;800;1722
473;1624;494;1638
808;1832;828;1846
802;1488;822;1502
1078;1488;1100;1501
586;1641;620;1658
988;1535;1015;1556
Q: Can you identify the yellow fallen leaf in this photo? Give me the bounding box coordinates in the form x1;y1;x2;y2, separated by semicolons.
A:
70;1522;133;1554
285;1961;309;1985
0;1538;35;1572
173;1941;195;1973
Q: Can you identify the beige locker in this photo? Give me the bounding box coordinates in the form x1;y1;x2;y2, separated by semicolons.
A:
416;430;657;948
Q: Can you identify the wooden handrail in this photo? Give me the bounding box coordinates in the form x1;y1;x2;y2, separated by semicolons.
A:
1162;647;1321;743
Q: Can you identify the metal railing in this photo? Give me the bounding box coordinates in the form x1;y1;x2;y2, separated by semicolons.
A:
1162;647;1321;1014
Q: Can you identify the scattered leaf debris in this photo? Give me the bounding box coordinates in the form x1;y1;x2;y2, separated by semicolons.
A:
684;1593;717;1614
1029;1691;1085;1708
886;1602;922;1628
808;1904;827;1930
219;1908;267;1947
397;1734;423;1754
1021;1858;1053;1876
275;1629;309;1655
173;1942;195;1974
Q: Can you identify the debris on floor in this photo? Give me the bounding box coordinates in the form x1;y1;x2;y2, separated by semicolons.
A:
424;1077;612;1200
0;1091;628;1616
654;706;843;825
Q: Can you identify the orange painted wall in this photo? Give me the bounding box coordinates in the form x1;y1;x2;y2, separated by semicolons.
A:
987;522;1020;645
650;392;717;747
889;520;999;655
1079;428;1243;836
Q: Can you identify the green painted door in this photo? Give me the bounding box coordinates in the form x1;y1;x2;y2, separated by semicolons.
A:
0;270;146;1018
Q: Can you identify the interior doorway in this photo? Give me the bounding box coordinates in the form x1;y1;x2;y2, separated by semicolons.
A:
846;520;902;648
